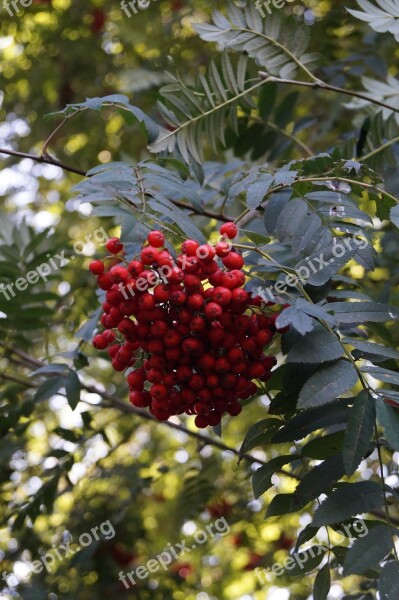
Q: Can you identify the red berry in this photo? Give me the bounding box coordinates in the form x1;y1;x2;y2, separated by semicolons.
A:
138;293;156;311
222;252;244;270
213;287;232;307
127;369;145;390
187;293;204;310
109;265;129;284
220;222;238;239
128;260;144;276
141;247;159;265
181;239;199;256
89;260;104;275
164;330;181;348
92;334;107;350
205;302;223;320
148;230;165;248
199;353;216;371
196;244;215;263
129;391;151;407
153;284;170;303
106;237;124;254
195;415;209;428
150;384;168;401
215;241;231;257
97;273;113;290
227;402;242;416
146;368;164;384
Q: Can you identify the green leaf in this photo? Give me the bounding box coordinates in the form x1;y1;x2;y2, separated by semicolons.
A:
239;418;282;460
343;524;393;575
294;454;345;506
347;1;399;42
298;359;358;409
195;5;317;79
276;305;315;335
378;561;399;600
265;493;296;517
312;482;385;526
302;431;345;460
33;376;66;402
295;524;319;551
272;400;349;443
327;302;399;323
362;365;399;385
258;82;277;120
343;390;376;475
376;398;399;451
241;230;271;246
390;204;399;229
252;455;300;498
287;327;343;364
313;564;331;600
282;546;327;576
64;371;81;411
76;308;103;342
342;337;399;361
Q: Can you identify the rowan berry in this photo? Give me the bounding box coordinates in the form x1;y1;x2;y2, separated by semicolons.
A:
220;222;238;239
148;230;165;248
222;252;244;270
141;247;159;265
181;239;199;256
106;237;124;254
205;302;223;320
197;244;216;263
213;287;232;307
89;260;105;275
215;241;231;257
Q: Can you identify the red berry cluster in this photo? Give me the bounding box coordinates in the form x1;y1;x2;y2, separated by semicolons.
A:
89;224;277;428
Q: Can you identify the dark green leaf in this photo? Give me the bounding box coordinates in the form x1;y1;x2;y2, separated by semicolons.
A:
343;390;376;475
272;401;349;443
282;546;327;576
327;302;399;323
253;454;299;498
64;371;81;411
312;482;385;526
298;360;358;409
376;398;399;452
239;418;282;459
362;366;399;385
287;327;343;364
378;561;399;600
265;493;296;517
343;524;392;575
294;454;345;506
302;431;345;460
313;564;331;600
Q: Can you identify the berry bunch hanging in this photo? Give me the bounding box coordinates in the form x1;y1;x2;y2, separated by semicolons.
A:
89;224;278;428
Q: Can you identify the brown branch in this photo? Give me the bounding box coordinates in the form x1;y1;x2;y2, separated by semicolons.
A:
260;73;399;114
0;148;231;222
0;147;86;176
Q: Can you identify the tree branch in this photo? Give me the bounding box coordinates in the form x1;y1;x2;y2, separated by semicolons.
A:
259;73;399;114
